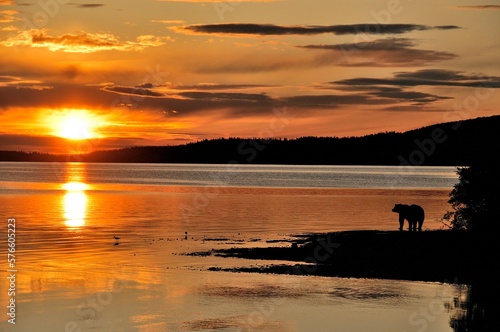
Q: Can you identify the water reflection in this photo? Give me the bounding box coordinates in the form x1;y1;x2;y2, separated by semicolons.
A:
62;163;88;228
63;190;87;228
450;284;500;331
0;162;479;331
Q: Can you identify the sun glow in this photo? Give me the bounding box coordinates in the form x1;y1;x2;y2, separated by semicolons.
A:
52;109;103;140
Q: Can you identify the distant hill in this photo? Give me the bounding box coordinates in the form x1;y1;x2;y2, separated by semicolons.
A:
1;115;499;165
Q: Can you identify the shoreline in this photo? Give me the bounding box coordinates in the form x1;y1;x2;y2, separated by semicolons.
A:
195;230;499;285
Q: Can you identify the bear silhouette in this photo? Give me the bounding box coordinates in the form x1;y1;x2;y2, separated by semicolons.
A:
392;204;425;232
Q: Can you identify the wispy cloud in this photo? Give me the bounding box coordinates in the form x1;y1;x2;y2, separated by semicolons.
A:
165;83;275;90
1;25;17;31
453;5;500;10
152;19;186;25
103;85;166;97
333;69;500;88
0;75;52;90
0;9;17;23
0;0;16;5
351;86;450;105
67;3;105;8
176;23;460;36
299;38;456;67
102;85;274;103
0;29;174;53
180;91;273;102
102;80;449;111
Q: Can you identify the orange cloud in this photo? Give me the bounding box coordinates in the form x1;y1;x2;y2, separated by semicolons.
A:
0;75;52;89
1;25;17;31
1;29;174;53
0;9;17;23
152;19;186;25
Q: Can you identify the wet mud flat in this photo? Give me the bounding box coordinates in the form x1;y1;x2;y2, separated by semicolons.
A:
192;230;499;285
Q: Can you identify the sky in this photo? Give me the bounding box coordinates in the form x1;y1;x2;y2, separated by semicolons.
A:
0;0;499;154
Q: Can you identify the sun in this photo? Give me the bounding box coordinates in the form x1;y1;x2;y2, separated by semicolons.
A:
53;110;101;140
59;117;93;139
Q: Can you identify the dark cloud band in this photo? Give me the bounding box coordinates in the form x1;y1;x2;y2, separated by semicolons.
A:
299;38;456;67
68;3;105;8
454;5;500;10
179;23;460;36
334;69;500;88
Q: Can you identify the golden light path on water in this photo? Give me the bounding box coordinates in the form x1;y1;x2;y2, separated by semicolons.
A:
62;163;89;228
63;184;88;228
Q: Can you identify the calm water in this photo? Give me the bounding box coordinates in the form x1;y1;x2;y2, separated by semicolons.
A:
0;162;467;331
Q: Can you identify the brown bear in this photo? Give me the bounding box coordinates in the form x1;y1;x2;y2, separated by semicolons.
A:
391;204;425;232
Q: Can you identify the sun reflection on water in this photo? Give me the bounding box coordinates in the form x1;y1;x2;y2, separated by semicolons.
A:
63;182;88;191
64;190;87;228
62;163;89;228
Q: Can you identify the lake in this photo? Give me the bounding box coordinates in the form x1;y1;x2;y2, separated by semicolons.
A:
0;162;467;331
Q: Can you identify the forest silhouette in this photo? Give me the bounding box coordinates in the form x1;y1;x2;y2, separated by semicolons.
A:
1;115;499;164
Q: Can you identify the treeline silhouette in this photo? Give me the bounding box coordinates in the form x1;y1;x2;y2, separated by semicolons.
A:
1;115;499;165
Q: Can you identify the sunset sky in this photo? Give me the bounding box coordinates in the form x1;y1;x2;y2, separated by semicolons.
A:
1;0;499;153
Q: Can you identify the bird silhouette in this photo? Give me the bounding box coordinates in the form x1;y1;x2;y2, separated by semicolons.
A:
114;236;120;240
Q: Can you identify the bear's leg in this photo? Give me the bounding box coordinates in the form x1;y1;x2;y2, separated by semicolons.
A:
399;216;404;231
409;220;415;231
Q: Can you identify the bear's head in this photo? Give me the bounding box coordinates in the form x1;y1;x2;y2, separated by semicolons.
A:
392;204;405;213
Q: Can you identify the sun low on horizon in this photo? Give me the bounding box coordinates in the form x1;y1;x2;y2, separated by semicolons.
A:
0;0;499;153
51;110;101;140
30;106;193;154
